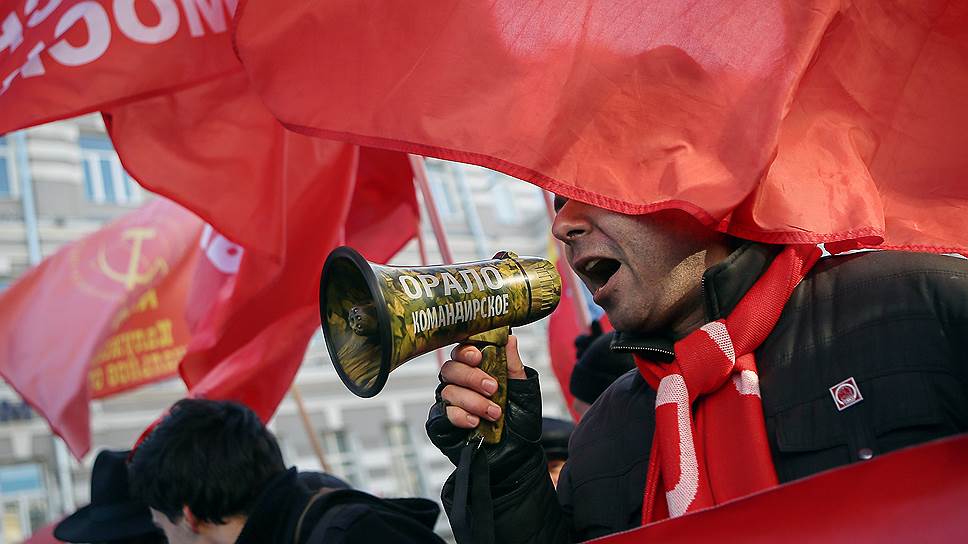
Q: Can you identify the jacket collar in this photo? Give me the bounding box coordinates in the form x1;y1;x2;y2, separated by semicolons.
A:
235;468;307;544
611;242;782;361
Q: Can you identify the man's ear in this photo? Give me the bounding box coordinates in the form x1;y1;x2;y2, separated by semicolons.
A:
182;505;201;533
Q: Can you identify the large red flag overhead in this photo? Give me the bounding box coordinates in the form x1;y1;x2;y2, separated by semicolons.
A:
235;0;968;254
0;199;201;456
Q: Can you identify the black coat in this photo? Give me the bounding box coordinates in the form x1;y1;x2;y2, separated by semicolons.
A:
435;244;968;543
235;469;445;544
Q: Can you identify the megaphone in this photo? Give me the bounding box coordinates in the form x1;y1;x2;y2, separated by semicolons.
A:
320;247;561;444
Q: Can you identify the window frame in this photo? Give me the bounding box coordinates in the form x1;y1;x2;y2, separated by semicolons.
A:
78;135;143;206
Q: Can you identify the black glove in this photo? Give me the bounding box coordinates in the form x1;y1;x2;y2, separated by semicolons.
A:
573;319;604;360
426;366;543;484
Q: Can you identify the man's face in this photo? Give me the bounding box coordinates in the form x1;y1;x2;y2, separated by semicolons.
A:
150;508;197;544
552;197;728;335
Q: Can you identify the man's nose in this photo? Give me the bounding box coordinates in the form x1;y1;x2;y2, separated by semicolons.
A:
551;199;591;243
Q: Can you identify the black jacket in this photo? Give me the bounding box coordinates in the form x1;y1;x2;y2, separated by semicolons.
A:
429;244;968;543
235;469;446;544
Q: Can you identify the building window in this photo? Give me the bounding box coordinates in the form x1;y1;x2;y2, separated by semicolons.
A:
488;176;520;225
424;161;460;219
320;429;365;488
0;463;49;542
385;422;427;497
0;136;16;198
79;135;143;205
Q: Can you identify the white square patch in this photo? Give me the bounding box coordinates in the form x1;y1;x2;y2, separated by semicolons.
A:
830;377;864;411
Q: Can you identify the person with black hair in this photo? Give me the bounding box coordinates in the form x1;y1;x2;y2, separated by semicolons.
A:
428;201;968;543
129;398;445;544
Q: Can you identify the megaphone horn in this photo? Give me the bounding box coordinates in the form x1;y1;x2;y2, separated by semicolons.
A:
319;247;561;444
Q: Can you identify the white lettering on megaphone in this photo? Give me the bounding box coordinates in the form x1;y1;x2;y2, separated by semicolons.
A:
480;267;504;290
399;267;506;299
459;269;484;292
0;0;236;96
410;293;510;334
440;272;465;296
199;224;242;273
114;0;179;44
398;275;423;299
417;274;440;298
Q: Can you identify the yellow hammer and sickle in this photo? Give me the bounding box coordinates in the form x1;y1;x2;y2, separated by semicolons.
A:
97;228;169;291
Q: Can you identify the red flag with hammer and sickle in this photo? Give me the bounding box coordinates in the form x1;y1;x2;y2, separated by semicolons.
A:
0;198;202;457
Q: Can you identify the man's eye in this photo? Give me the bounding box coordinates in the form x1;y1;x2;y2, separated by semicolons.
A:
553;195;567;212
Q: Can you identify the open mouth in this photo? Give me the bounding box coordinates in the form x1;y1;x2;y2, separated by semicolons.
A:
578;257;621;294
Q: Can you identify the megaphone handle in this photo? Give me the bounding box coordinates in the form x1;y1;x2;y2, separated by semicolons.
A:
466;327;510;445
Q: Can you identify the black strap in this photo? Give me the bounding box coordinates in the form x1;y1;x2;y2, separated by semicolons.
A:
451;440;495;544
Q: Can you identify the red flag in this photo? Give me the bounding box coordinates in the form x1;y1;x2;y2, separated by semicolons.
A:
23;519;60;544
235;0;968;254
546;246;585;420
0;0;419;430
589;434;968;543
0;199;201;456
104;68;417;423
0;0;239;132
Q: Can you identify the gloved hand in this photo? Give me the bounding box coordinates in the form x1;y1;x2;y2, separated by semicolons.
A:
425;335;543;482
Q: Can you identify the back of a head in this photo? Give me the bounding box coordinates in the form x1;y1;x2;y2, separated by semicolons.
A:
129;398;286;524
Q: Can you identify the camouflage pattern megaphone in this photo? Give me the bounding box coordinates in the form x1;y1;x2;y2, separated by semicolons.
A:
319;247;561;444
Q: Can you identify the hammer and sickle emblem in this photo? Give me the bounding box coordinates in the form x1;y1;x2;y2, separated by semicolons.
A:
97;228;169;291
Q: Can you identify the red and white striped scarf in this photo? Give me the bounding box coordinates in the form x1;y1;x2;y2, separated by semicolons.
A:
635;245;821;523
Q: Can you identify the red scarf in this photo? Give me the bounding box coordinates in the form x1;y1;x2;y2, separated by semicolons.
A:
635;245;821;523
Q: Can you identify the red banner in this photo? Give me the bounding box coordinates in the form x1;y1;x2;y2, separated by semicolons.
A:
1;0;419;441
104;66;418;425
0;199;201;456
235;0;968;254
590;433;968;543
87;249;196;399
546;250;585;420
0;0;239;132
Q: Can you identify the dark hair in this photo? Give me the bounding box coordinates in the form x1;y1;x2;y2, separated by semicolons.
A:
128;399;286;524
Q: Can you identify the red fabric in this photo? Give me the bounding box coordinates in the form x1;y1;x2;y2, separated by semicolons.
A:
104;70;418;424
0;0;239;133
23;518;60;544
235;0;968;254
1;0;418;443
588;433;968;543
635;245;820;522
0;199;201;457
547;255;586;420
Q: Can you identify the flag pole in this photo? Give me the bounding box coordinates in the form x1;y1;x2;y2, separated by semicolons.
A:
409;155;454;264
289;384;333;473
416;227;448;368
542;191;592;328
14;130;76;514
413;159;449;367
